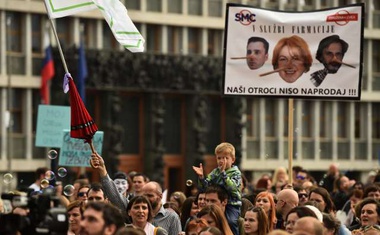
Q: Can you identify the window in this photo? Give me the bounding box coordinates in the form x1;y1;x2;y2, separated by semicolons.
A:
208;0;222;17
208;29;223;56
120;94;141;154
188;27;201;55
362;40;368;90
168;0;182;13
168;26;182;54
373;1;380;28
337;102;349;159
337;102;348;138
320;101;332;159
6;12;25;74
124;0;140;10
56;18;72;49
147;0;161;12
146;24;162;53
102;21;118;50
301;101;313;138
372;103;380;160
164;96;182;153
32;14;43;76
265;100;275;137
373;103;380;139
188;0;202;16
373;40;380;90
80;19;97;48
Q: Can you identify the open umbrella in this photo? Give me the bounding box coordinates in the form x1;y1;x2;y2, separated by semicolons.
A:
65;73;98;153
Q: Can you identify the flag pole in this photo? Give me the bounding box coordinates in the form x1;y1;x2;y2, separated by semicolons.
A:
288;98;294;185
43;1;69;74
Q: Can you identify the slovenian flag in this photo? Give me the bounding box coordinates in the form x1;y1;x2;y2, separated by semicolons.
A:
41;31;55;104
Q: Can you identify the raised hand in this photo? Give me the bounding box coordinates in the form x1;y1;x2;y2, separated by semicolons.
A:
192;163;204;179
90;152;107;177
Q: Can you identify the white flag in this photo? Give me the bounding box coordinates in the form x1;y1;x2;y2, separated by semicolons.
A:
44;0;145;52
92;0;145;52
44;0;97;19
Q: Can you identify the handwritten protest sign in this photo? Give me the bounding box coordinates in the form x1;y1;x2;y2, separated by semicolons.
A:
35;105;70;148
58;130;103;167
223;3;364;100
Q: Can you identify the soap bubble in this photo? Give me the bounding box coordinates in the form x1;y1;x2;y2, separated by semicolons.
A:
63;184;75;196
3;173;13;184
45;170;55;180
57;167;67;177
48;150;58;160
40;179;50;189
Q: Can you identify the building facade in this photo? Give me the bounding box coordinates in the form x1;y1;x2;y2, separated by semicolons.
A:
0;0;378;193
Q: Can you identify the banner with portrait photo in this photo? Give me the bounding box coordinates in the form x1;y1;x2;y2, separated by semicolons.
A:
223;3;364;100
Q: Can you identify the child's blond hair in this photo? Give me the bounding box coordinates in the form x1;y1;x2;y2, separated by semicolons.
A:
215;142;235;160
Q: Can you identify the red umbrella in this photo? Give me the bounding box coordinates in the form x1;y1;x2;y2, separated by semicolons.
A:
65;73;98;153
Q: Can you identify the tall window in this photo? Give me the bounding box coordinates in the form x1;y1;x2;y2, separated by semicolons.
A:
6;12;25;74
373;103;380;139
80;19;97;48
32;14;43;76
373;1;380;28
10;89;25;159
164;96;182;153
146;24;162;53
301;101;313;138
208;29;223;56
168;0;182;13
102;21;118;50
168;26;182;54
320;101;332;159
56;18;72;49
373;40;380;90
208;0;222;17
355;102;367;159
147;0;161;12
372;103;380;160
188;0;202;15
337;103;348;138
265;100;276;137
337;102;349;159
188;27;201;55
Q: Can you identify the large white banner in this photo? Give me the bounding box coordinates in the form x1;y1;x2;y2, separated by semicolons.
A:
223;3;364;100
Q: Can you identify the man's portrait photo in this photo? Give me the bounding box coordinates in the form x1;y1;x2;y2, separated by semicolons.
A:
246;37;269;70
311;35;350;87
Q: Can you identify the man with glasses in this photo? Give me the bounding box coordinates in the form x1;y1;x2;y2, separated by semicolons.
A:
275;188;299;229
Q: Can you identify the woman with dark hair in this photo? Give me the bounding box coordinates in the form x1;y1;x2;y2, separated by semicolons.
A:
308;187;335;214
244;206;270;235
180;196;199;230
350;198;380;232
284;206;318;234
197;204;233;235
126;195;168;235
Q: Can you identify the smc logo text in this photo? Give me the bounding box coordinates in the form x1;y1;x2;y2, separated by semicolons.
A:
235;10;256;25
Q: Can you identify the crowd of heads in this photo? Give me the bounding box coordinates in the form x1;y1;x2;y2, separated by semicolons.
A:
2;145;380;235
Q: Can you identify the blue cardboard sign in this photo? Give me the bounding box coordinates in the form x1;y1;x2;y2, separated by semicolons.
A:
58;130;103;167
35;105;70;147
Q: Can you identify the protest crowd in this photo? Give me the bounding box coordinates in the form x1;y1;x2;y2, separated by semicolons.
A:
1;142;380;235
